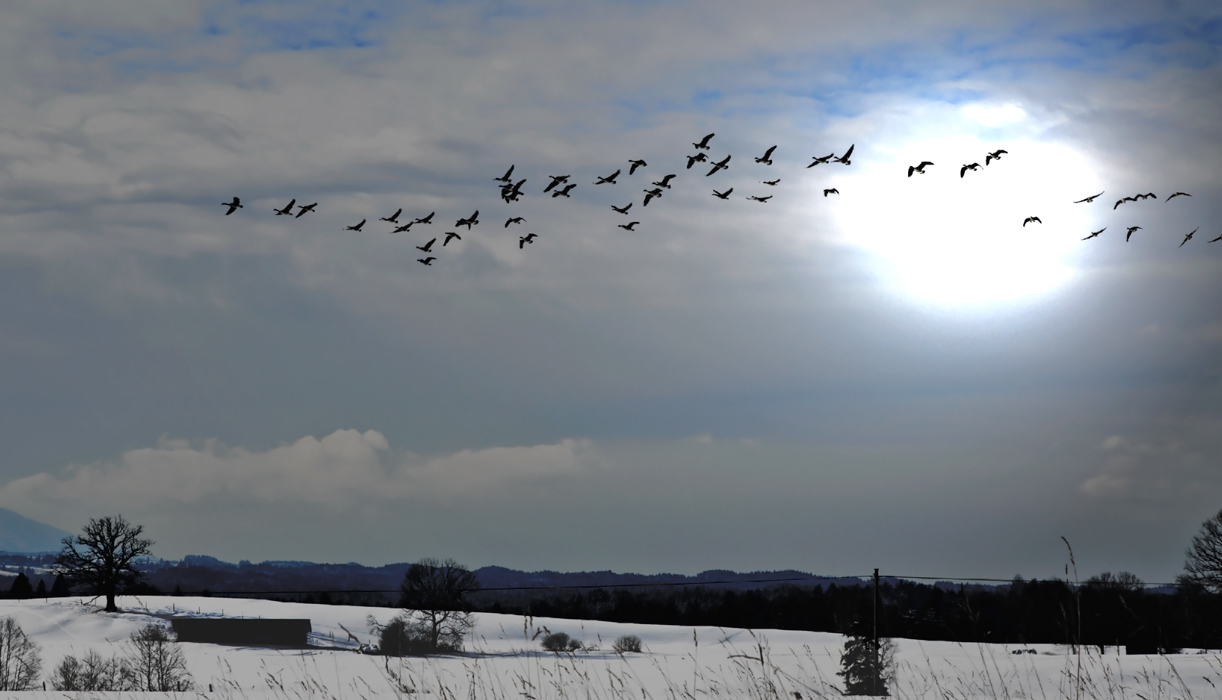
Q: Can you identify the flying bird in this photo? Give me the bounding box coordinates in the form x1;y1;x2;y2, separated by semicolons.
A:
618;221;640;231
455;211;479;229
222;197;242;215
392;224;412;233
1082;227;1105;240
1210;233;1222;243
1022;216;1041;227
762;179;780;186
706;155;731;176
295;202;317;218
1114;197;1135;209
594;169;621;185
985;149;1008;165
443;231;462;246
823;188;839;197
652;174;677;189
907;161;933;177
747;195;772;203
544;175;570;193
1125;226;1141;242
552;183;577;197
686;153;709;169
643;187;663;206
413;212;435;224
711;188;733;200
494;165;515;183
380;208;402;223
345;219;366;232
417;238;436;252
693;133;715;150
807;153;835;168
833;144;854;165
628;159;647;175
960;163;981;177
611;203;633;214
1180;227;1198;247
1137;192;1156;200
754;145;777;165
519;233;538;249
274;199;296;215
1167;192;1191;201
505;217;526;228
417;257;435;266
1074;192;1104;204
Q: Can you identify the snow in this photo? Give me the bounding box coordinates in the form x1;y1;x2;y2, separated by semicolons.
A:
0;596;1218;699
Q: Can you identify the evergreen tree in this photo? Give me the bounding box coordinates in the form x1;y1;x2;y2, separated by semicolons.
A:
34;580;46;598
837;634;894;696
50;574;70;597
8;574;32;600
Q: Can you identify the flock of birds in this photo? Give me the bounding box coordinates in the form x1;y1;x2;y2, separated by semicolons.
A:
219;134;1209;264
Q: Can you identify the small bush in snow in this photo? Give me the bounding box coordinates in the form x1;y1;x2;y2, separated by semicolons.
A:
541;631;581;653
0;617;40;691
374;614;437;656
51;649;129;692
613;635;643;654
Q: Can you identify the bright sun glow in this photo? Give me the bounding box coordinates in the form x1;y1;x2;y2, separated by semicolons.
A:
822;133;1101;310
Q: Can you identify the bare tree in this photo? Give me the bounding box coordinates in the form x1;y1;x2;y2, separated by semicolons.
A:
1182;509;1222;593
0;617;42;691
125;624;191;692
53;515;153;612
398;558;479;653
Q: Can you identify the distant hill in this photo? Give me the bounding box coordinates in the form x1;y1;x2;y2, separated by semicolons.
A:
0;508;71;554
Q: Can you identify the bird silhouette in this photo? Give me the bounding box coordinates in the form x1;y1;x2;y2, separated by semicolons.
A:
1114;197;1135;210
823;188;839;197
1167;192;1191;201
544;175;570;193
552;183;577;197
628;159;647;175
222;197;242;215
618;221;640;231
652;174;677;189
417;238;436;252
643;188;663;206
1210;233;1222;243
686;153;709;169
380;208;402;223
706;155;731;176
754;145;777;165
611;203;633;214
747;195;772;203
985;149;1008;165
274;199;296;215
494;165;514;183
711;188;733;200
908;161;933;177
1022;216;1042;227
960;163;981;177
413;212;434;224
594;169;621;185
833;144;854;165
693;133;715;150
417;257;435;266
807;153;835;168
345;219;366;232
1082;227;1105;240
762;179;780;186
1074;192;1104;204
455;211;479;229
1125;226;1142;242
505;217;526;228
1180;227;1198;247
519;233;538;249
1137;192;1156;200
443;232;462;246
295;202;317;218
392;224;412;233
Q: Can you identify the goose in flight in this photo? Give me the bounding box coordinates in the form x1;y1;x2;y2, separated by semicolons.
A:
222;197;242;215
1113;197;1135;210
985;149;1007;165
504;178;527;200
611;202;633;214
455;211;479;229
711;188;733;200
1074;192;1104;204
823;188;839;197
295;202;317;218
1082;227;1105;240
628;159;647;175
1136;192;1156;200
392;224;412;233
686;152;709;169
643;187;663;206
274;199;296;215
706;155;731;176
618;221;640;231
413;212;435;225
544;175;570;193
960;163;981;177
652;174;677;189
907;161;933;177
833;144;854;165
693;133;715;150
1210;233;1222;243
505;217;526;228
519;233;538;249
1125;226;1141;242
417;238;436;252
345;219;367;232
1022;216;1041;227
443;231;462;246
552;183;577;197
762;179;780;186
1167;191;1191;201
594;169;621;185
494;165;515;183
754;145;777;165
807;153;834;168
1180;227;1198;247
747;195;772;203
380;208;402;223
417;257;435;266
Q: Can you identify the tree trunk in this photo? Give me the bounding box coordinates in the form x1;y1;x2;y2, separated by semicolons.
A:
105;591;117;612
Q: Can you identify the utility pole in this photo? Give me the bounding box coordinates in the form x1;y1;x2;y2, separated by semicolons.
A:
873;568;880;696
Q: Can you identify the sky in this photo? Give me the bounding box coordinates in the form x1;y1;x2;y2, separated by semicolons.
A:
0;0;1219;583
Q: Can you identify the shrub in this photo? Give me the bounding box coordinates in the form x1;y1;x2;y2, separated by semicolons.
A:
0;617;41;691
51;649;129;692
612;635;643;654
375;615;436;657
838;635;894;696
125;623;192;692
541;631;574;652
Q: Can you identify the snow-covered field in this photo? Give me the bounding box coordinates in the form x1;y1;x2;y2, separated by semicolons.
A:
3;596;1220;699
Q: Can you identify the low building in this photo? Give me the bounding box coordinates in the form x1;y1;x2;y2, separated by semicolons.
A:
170;618;312;647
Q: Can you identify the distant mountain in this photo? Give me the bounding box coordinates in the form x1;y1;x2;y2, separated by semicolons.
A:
0;508;71;554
